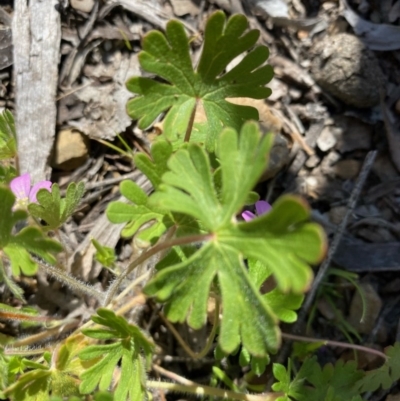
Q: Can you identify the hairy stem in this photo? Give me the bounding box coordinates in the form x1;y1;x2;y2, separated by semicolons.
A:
147;381;280;401
282;332;388;361
149;365;281;401
5;347;51;356
31;255;104;303
12;319;80;347
103;233;212;306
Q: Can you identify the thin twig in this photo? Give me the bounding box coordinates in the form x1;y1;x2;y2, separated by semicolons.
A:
149;365;281;401
299;150;377;323
276;150;377;365
282;332;387;361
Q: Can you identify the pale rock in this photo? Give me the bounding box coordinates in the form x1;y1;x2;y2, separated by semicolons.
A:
305;154;320;168
170;0;199;16
311;33;385;108
70;0;95;13
52;128;90;171
317;125;338;152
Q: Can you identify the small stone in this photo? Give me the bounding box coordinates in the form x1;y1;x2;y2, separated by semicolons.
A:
70;0;95;13
311;33;385;108
320;151;341;176
170;0;199;16
329;206;348;225
334;159;362;180
348;283;382;335
52;128;90;171
305;154;320;168
317;126;338;152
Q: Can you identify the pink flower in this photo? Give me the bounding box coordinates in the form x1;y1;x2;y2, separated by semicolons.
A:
10;173;52;208
242;200;271;221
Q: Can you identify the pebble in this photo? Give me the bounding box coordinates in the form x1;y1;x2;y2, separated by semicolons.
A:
317;125;337;152
52;128;90;171
311;33;385;108
70;0;95;13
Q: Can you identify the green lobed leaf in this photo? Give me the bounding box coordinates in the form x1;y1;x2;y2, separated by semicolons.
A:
79;309;154;401
358;342;400;392
0;109;17;160
248;258;304;323
0;259;25;302
106;179;173;244
0;164;17;185
92;239;116;268
134;140;173;189
28;182;85;231
3;368;51;401
0;186;27;248
293;357;364;401
4;227;63;276
4;335;87;400
0;186;62;277
145;122;326;356
126;11;273;151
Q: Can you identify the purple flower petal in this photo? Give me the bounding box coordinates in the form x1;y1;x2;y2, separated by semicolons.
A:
29;181;52;203
242;210;256;221
10;173;31;200
255;200;272;216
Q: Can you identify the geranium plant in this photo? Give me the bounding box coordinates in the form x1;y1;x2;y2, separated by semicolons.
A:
0;12;398;401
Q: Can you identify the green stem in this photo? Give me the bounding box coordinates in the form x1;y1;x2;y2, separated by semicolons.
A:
147;380;280;401
282;332;388;361
103;233;212;306
183;99;198;143
95;138;133;159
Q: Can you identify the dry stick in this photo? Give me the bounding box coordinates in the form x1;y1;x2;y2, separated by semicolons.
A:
281;333;387;361
150;364;282;401
276;150;377;365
